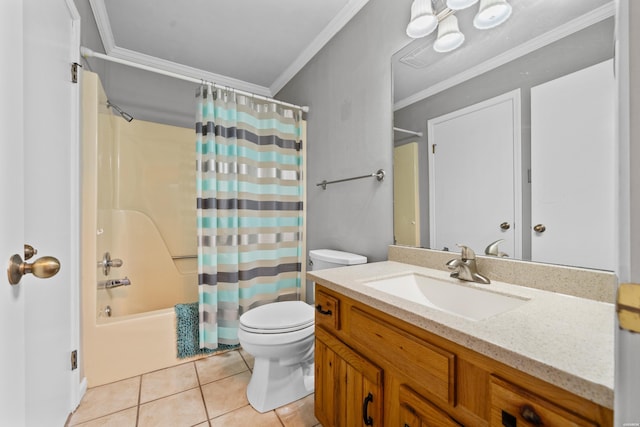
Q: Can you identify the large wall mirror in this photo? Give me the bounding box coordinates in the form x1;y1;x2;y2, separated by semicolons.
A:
392;0;616;271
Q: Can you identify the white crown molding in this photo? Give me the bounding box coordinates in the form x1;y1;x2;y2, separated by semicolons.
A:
89;0;115;52
270;0;371;95
394;2;616;111
90;0;369;97
90;0;270;96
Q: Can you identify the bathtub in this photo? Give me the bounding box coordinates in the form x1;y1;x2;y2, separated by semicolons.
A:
81;71;202;386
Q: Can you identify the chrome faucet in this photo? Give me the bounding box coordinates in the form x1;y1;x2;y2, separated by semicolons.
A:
446;244;490;284
484;239;509;258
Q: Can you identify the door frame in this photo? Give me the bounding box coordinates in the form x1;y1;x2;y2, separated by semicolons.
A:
427;89;522;258
65;0;85;412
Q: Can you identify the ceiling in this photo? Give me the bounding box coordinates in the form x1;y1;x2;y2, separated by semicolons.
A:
393;0;615;109
89;0;371;97
89;0;615;111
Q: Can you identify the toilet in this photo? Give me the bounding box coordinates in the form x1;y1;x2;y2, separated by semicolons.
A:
238;249;367;413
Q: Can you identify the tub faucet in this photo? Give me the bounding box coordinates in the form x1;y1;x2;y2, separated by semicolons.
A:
446;244;490;284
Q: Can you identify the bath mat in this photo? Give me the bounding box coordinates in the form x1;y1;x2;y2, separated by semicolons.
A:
174;302;239;358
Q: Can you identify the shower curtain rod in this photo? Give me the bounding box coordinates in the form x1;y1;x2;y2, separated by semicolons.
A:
393;126;423;137
80;47;309;113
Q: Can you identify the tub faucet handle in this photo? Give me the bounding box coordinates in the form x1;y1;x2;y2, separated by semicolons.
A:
99;252;124;276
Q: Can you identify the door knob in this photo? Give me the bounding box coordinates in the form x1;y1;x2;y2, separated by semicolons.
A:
7;253;61;285
533;224;546;233
500;222;511;230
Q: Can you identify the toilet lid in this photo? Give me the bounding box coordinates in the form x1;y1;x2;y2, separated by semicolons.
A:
239;301;314;333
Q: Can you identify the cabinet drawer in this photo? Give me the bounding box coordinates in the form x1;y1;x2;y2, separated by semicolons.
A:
490;376;598;427
350;307;455;405
315;289;340;330
400;385;462;427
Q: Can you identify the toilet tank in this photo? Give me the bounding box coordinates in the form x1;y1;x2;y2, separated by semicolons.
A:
309;249;367;271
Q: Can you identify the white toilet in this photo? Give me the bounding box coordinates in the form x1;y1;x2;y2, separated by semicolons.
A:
238;249;367;413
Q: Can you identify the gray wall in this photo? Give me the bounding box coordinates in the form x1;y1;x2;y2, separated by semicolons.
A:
394;18;614;258
277;0;413;263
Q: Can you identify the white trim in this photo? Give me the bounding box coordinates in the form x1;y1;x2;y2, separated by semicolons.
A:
394;3;615;111
65;0;85;413
270;0;371;94
88;0;115;52
89;0;369;97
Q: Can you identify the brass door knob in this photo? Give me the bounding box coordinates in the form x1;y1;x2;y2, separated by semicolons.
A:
533;224;546;233
7;253;61;285
500;222;511;230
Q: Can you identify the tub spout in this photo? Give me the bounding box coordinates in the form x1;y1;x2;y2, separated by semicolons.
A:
98;277;131;289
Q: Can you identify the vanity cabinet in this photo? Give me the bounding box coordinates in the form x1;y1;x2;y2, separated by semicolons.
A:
314;285;613;427
399;385;462;427
315;326;383;427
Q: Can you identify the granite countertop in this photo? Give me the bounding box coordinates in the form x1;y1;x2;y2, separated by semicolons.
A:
307;260;615;409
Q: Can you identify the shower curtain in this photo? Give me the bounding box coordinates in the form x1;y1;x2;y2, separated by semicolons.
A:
196;85;304;349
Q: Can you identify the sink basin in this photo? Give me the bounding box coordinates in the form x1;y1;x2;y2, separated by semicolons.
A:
364;273;529;321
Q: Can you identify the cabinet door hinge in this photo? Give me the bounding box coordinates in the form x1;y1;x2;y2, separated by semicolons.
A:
71;62;82;83
71;350;78;370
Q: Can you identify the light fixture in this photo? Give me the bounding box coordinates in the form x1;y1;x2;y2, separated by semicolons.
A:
473;0;512;29
446;0;478;11
406;0;512;53
406;0;438;39
433;15;465;53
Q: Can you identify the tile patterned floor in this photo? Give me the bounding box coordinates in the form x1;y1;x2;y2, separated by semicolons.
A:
67;349;321;427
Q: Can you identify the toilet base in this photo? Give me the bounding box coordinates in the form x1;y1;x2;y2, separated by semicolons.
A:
246;357;314;413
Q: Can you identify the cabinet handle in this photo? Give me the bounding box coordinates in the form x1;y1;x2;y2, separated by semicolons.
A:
520;405;542;426
362;392;374;426
315;304;332;316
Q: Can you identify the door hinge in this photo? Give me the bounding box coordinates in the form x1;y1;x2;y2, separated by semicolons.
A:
71;350;78;370
432;144;437;154
71;62;82;84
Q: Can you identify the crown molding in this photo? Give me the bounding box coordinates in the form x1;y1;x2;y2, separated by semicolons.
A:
89;0;115;52
90;0;369;97
270;0;371;95
394;2;615;111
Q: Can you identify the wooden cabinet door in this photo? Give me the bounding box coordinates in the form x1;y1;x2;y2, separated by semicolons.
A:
399;385;462;427
315;327;383;427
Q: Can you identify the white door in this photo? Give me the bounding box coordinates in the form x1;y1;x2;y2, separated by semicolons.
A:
1;1;28;424
530;60;616;270
394;142;420;246
1;0;81;425
428;90;522;258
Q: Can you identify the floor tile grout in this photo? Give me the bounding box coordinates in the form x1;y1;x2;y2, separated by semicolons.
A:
71;349;318;427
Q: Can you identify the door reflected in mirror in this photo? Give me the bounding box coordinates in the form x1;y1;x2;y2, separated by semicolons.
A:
392;1;616;271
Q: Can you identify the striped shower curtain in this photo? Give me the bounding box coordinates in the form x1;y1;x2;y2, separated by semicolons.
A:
196;85;304;349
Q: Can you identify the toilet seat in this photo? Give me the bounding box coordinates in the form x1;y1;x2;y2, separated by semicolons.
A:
240;301;314;334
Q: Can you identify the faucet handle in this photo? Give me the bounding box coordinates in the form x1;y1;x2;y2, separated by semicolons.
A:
484;239;509;258
456;244;476;260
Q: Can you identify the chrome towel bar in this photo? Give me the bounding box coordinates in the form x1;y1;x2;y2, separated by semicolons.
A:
317;169;385;190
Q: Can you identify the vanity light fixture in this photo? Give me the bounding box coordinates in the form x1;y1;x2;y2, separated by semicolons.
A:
406;0;438;39
446;0;478;11
406;0;512;53
473;0;512;29
433;15;465;52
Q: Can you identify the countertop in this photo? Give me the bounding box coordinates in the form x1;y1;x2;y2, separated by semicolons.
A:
307;260;615;409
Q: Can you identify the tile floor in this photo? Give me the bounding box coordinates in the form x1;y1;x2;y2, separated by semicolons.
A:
67;348;321;427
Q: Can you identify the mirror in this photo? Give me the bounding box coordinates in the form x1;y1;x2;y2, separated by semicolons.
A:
392;1;615;270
